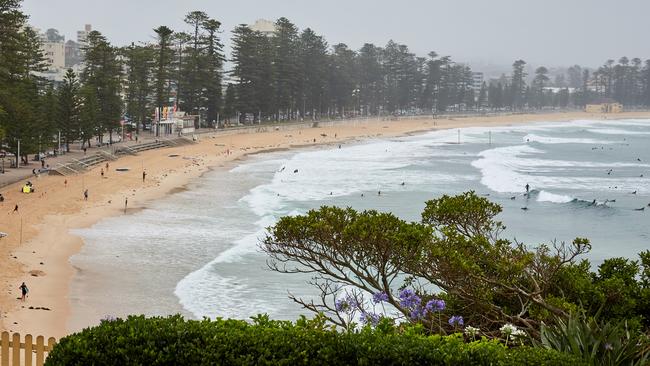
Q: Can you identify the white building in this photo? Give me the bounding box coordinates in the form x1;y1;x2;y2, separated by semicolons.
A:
77;24;92;47
249;19;276;36
471;72;484;90
42;41;65;70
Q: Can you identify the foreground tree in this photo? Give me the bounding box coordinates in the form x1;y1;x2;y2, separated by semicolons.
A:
261;192;650;338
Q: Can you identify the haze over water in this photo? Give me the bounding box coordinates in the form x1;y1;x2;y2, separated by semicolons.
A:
69;119;650;329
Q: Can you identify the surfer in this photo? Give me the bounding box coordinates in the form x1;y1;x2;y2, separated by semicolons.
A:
525;183;530;195
635;207;645;211
521;207;529;211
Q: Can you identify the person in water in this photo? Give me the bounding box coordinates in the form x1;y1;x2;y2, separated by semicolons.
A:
525;183;530;193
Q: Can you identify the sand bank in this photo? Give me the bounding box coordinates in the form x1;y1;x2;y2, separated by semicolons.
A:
1;111;649;339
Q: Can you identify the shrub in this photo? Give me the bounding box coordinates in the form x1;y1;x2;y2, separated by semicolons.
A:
46;315;584;365
536;313;650;366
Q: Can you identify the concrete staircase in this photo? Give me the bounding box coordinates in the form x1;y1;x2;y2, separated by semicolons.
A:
50;137;195;176
50;152;116;176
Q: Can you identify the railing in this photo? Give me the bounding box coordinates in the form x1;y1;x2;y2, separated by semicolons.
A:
0;332;56;366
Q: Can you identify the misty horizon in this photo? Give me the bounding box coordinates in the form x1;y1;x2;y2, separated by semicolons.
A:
22;0;650;71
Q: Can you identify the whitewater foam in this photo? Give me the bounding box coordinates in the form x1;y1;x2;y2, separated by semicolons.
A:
523;134;612;145
536;190;574;203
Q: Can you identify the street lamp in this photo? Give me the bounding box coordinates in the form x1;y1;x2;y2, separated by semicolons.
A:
352;88;360;117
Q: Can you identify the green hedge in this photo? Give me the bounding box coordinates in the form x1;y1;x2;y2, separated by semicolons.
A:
46;315;583;365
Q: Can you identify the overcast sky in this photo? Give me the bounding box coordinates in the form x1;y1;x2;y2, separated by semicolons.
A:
22;0;650;69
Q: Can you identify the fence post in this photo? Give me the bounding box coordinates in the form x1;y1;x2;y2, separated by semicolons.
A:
24;334;33;366
11;333;19;366
1;332;9;366
47;338;55;353
35;336;44;366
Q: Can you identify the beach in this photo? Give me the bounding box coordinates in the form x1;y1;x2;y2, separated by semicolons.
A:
2;110;650;339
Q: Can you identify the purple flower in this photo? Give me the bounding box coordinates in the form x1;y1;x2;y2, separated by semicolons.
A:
604;343;613;351
335;298;348;313
360;312;380;326
335;294;360;313
345;294;359;309
448;315;464;327
409;307;428;320
372;291;389;304
425;299;446;313
398;289;421;309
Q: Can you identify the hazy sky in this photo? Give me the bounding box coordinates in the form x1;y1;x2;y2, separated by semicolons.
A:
22;0;650;69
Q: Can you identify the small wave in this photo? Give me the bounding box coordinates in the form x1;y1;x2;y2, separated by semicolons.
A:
570;198;612;208
587;128;650;136
536;190;573;203
523;134;611;145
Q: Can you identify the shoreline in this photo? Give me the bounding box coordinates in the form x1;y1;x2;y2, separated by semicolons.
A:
2;111;650;339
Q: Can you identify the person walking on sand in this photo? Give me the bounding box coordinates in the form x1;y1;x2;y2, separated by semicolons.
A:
142;170;146;182
13;204;18;213
101;168;104;178
19;282;28;301
84;189;88;201
124;197;128;213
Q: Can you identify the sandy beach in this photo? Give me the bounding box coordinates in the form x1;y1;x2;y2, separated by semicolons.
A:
1;111;649;339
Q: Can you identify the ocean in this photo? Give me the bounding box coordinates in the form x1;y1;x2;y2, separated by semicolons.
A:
68;118;650;329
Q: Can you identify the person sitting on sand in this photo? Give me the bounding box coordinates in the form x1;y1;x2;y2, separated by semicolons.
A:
19;282;28;301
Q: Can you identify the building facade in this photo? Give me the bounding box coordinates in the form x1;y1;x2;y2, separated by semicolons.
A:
471;72;484;90
249;19;276;36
